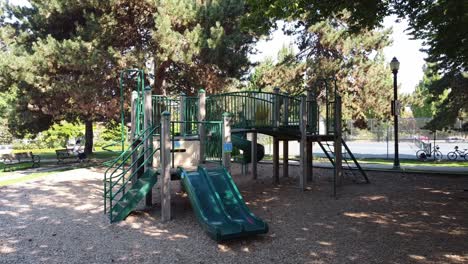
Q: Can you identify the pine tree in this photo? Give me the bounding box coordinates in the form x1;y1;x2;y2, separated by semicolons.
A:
0;0;255;152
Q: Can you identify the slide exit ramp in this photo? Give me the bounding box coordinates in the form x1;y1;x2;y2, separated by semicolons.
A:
231;134;265;163
179;166;268;241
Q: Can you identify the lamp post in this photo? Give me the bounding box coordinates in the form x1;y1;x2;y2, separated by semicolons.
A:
390;57;400;169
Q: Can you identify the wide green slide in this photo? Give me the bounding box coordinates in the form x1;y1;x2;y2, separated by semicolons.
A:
231;133;265;163
179;166;268;241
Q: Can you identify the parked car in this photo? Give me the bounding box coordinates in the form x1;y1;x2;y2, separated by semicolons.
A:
446;137;464;143
414;135;429;141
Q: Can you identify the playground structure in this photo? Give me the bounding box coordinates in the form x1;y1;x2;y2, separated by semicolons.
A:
103;69;369;241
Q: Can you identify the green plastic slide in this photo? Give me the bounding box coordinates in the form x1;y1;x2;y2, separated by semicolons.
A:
179;166;268;241
231;134;265;163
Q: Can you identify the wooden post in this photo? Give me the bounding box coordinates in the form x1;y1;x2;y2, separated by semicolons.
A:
283;140;289;177
130;91;138;184
251;129;258;180
161;111;171;222
144;86;153;206
307;88;313;133
198;89;206;164
306;140;313;182
179;92;186;136
273;137;279;184
273;87;280;129
222;112;232;172
334;96;343;190
299;96;307;191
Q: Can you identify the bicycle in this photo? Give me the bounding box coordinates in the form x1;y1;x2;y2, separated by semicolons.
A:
416;145;443;161
447;146;468;160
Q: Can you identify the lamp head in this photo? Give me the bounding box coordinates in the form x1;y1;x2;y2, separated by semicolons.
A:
390;57;400;73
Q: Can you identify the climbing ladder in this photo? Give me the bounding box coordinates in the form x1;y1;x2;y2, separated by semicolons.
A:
317;138;370;184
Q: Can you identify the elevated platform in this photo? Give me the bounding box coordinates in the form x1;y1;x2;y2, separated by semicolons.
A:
233;127;334;141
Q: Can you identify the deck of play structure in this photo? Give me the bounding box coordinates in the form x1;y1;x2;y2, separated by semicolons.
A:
103;69;369;241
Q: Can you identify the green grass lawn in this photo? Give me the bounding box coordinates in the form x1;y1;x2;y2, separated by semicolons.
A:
12;148;121;160
1;148;121;175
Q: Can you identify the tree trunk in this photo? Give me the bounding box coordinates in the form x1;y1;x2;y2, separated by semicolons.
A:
84;120;93;155
154;60;171;95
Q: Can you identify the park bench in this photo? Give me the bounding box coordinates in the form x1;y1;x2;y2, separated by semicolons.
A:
55;149;79;163
1;152;41;171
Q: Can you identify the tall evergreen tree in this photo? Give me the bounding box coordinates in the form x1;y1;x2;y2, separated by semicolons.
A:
0;0;255;152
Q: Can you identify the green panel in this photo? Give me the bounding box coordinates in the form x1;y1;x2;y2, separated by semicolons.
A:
205;122;223;161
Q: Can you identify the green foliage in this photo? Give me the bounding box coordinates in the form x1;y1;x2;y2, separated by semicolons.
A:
243;0;389;35
393;0;467;73
0;0;256;151
100;121;122;142
249;13;393;128
424;72;468;131
410;66;443;118
40;121;84;148
249;46;306;95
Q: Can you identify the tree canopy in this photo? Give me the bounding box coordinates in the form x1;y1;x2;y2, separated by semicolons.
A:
246;0;467;130
0;0;257;151
249;13;393;128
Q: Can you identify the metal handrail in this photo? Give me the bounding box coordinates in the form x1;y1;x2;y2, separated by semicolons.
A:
103;125;158;214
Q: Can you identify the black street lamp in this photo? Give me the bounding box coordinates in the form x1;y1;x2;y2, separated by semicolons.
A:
390;57;400;169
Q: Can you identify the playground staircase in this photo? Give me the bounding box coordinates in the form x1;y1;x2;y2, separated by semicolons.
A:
317;138;370;184
103;126;159;222
110;168;158;222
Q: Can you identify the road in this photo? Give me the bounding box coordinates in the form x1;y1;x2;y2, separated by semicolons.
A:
263;140;468;160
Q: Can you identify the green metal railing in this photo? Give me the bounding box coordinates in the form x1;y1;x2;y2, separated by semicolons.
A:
103;125;159;220
152;95;180;134
207;92;273;128
184;96;199;134
168;120;223;163
206;91;305;129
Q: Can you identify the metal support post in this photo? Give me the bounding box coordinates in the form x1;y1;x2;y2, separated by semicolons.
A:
273;137;279;184
283;140;289;177
334;96;343;190
299;96;307;191
251;129;258;180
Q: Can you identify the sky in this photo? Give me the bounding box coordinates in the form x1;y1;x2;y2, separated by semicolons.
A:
8;0;426;94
